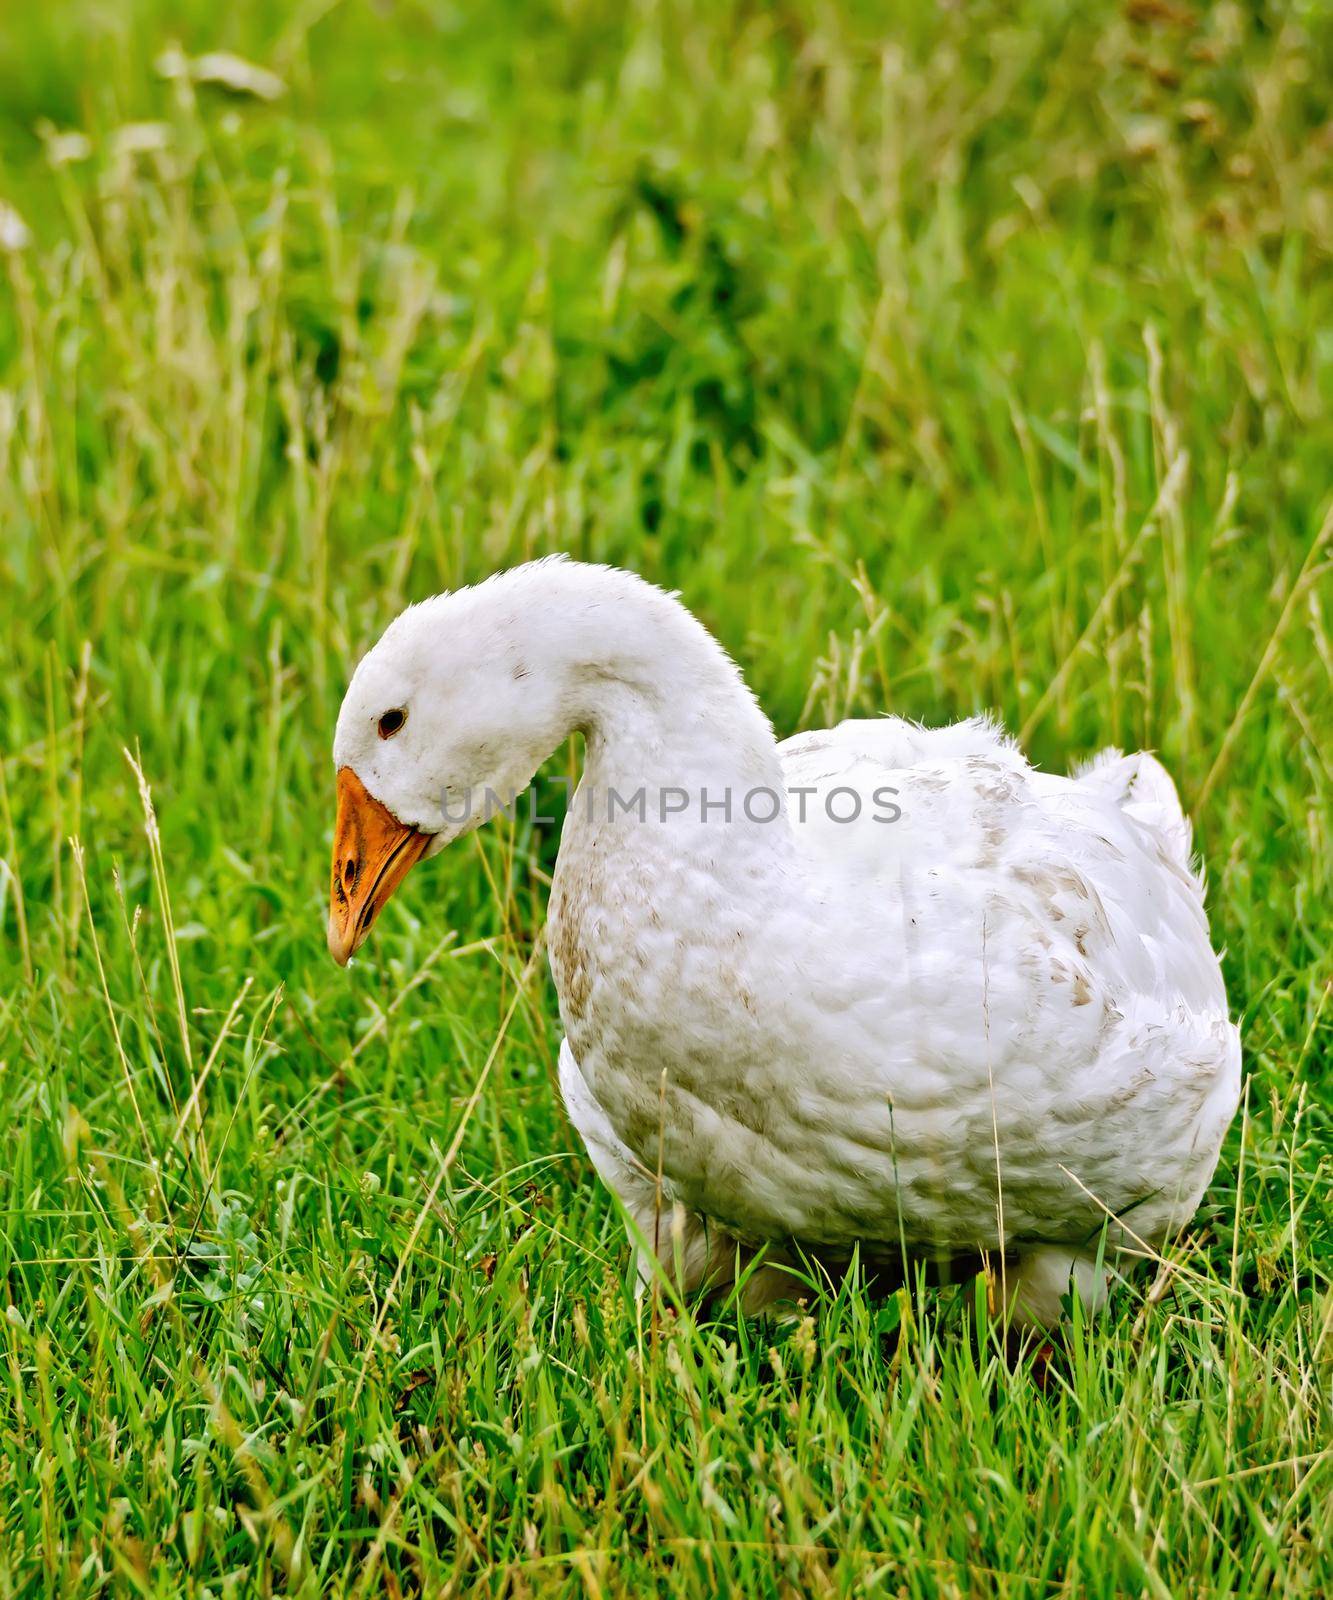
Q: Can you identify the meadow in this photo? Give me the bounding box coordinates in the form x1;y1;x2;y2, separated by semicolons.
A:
0;1;1329;1594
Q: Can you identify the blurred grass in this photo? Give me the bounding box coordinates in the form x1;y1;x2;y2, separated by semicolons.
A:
0;0;1330;1594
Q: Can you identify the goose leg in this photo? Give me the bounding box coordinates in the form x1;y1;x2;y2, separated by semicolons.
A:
1003;1246;1110;1331
559;1040;726;1296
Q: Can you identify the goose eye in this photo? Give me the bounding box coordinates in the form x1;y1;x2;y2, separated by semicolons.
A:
377;708;407;740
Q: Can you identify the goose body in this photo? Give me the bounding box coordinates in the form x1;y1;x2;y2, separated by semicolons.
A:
329;559;1241;1326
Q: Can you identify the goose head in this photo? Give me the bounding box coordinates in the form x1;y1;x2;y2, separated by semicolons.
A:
327;577;574;965
328;558;776;966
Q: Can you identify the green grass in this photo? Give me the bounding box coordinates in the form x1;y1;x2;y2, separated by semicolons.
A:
0;0;1329;1593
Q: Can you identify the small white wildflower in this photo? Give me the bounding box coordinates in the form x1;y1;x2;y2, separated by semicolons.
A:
0;203;30;253
153;46;189;82
43;129;92;166
159;49;285;101
111;123;172;157
194;52;285;100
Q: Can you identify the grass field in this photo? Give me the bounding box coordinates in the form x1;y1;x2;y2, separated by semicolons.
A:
0;1;1330;1593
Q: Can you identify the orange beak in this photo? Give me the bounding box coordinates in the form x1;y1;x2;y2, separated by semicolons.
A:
328;767;432;966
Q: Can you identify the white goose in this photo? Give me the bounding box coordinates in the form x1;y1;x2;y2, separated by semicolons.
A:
328;558;1240;1327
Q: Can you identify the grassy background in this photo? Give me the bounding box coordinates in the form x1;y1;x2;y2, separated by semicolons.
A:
0;0;1330;1593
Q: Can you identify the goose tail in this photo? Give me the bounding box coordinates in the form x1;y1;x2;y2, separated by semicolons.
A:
1076;747;1196;878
